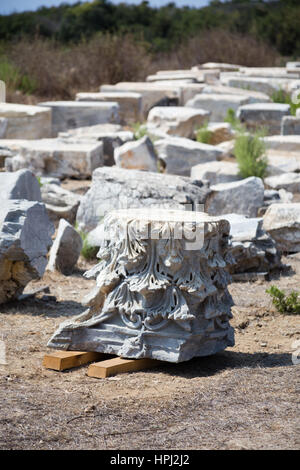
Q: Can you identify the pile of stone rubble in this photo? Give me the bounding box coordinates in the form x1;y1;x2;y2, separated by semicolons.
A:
1;61;300;306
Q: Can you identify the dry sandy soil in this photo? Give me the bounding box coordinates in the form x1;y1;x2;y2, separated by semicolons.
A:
0;256;299;450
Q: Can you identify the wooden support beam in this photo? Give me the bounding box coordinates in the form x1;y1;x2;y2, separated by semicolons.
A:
43;350;106;371
87;357;159;379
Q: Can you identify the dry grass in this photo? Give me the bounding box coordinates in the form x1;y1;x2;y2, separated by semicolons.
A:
0;254;299;450
2;30;282;103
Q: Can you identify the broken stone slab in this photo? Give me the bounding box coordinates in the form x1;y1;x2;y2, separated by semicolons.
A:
198;63;240;72
266;153;300;176
0;169;42;202
237;103;291;135
265;172;300;194
40;183;81;224
48;208;234;362
264;135;300;152
204;123;235;145
281;116;300;135
220;75;285;96
0;200;54;304
38;101;120;136
47;219;82;275
154;136;223;176
219;213;281;275
191;161;241;185
147;106;210;139
186;93;249;122
76;92;142;124
201;85;271;104
205;176;264;218
0;103;52;139
2;138;104;179
258;189;293;216
263;203;300;252
114;136;158;172
76;166;211;233
100;82;180;118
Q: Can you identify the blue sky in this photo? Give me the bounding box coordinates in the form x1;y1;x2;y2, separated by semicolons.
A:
0;0;211;16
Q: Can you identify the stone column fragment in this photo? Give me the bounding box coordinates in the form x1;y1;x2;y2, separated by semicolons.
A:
48;209;234;362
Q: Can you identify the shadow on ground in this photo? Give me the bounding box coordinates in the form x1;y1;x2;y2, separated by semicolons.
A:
0;297;85;318
150;350;293;379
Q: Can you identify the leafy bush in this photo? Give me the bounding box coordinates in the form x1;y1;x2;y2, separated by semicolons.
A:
234;130;268;179
266;286;300;315
132;122;147;140
196;121;213;144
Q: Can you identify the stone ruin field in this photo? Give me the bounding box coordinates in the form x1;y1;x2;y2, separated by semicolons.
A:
0;62;299;450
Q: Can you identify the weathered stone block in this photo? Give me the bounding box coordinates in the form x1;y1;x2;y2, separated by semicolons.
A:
47;219;82;275
154;136;223;176
41;183;81;224
3;138;103;179
205;177;264;218
147;106;210;139
0;169;42;202
191;161;241;185
76;167;211;233
100;83;180;118
114;136;158;172
263;203;300;253
237;103;291;135
76;92;142;124
186;93;249;122
281;116;300;135
38;101;120;136
0;103;51;139
0;200;54;303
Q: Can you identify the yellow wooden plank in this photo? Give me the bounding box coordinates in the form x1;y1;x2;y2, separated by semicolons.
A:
87;357;159;378
43;350;106;371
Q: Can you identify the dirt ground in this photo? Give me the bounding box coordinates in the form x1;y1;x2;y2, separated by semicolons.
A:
0;251;299;450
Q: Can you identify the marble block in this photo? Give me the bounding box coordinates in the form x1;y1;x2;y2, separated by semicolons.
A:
38;101;120;136
48;209;234;362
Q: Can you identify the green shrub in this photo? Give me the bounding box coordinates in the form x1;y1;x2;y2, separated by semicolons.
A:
76;227;98;260
266;286;300;315
234;130;268;179
271;88;300;116
196;121;213;144
132;122;147;140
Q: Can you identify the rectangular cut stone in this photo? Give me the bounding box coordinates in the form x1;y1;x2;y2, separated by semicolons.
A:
185;93;249;122
237;103;291;135
48;209;234;363
38;101;120;136
76;92;142;124
0;103;51;139
100;83;181;118
2;138;103;179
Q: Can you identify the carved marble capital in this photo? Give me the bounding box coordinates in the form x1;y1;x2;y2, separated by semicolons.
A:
48;209;235;362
